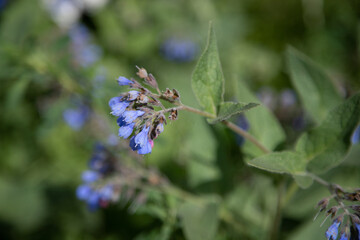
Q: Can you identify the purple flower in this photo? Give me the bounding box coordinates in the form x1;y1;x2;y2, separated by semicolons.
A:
82;170;100;183
117;76;133;86
76;184;92;200
109;97;130;116
118;123;135;139
351;125;360;145
123;110;145;124
63;105;90;130
325;220;340;240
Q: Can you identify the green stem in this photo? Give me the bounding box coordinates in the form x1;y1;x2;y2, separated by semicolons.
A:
270;181;285;240
178;104;271;154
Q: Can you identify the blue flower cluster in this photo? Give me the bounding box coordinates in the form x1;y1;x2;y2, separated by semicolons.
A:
76;144;117;210
109;70;171;155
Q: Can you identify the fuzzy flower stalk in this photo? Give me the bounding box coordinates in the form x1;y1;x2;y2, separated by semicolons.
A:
109;67;180;155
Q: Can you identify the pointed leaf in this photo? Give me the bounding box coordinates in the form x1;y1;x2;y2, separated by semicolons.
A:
286;47;342;123
296;93;360;173
208;101;259;124
248;151;312;188
192;22;224;116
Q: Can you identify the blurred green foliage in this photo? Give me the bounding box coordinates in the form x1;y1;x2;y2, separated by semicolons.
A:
0;0;359;239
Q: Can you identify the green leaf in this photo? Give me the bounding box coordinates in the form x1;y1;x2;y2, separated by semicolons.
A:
248;151;312;188
286;47;342;123
208;101;259;124
179;201;219;240
295;93;360;174
192;22;224;116
236;78;285;156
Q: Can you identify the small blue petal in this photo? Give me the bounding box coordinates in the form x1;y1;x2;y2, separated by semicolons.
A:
123;110;145;124
82;170;100;183
63;106;90;130
339;232;348;240
351;125;360;145
109;96;122;108
137;140;152;154
87;191;100;211
117;76;133;86
325;220;340;240
76;184;92;200
135;126;150;147
111;101;130;116
129;136;140;151
118;123;135;139
99;185;113;201
128;91;140;101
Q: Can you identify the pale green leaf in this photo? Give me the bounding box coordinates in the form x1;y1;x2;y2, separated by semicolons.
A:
295;93;360;174
179;201;219;240
286;47;342;123
192;22;224;116
208;101;259;124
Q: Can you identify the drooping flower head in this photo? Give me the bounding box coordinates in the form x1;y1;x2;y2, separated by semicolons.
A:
325;219;341;240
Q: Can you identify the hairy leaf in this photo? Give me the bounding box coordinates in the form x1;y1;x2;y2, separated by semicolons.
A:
192;22;224;116
296;93;360;173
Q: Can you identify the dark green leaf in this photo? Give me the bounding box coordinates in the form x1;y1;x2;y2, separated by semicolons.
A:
208;101;259;124
296;93;360;173
286;47;342;123
192;22;224;116
179;201;219;240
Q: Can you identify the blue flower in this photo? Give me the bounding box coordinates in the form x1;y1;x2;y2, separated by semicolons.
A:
157;123;164;134
137;140;152;154
161;38;198;62
123;110;145;124
99;185;113;201
339;232;348;240
135;126;150;147
63;105;90;130
76;184;92;200
325;220;340;240
127;91;140;101
129;136;140;151
82;170;100;183
118;123;135;139
109;97;130;116
87;191;101;210
351;125;360;145
117;76;133;86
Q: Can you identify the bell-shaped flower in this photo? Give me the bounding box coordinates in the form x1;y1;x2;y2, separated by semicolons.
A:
123;110;145;124
118;123;135;139
117;76;133;86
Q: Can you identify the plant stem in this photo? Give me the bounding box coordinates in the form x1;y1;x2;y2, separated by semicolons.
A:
306;172;330;187
178;104;271;154
270;181;285;240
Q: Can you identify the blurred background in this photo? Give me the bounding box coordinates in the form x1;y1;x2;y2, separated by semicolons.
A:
0;0;359;239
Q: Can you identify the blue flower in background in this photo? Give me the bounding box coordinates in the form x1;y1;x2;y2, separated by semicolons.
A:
161;38;198;62
351;125;360;145
235;114;250;146
63;105;90;130
82;170;100;183
0;0;7;10
69;24;102;68
325;220;340;240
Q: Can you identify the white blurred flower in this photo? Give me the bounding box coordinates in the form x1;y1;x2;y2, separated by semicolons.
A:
43;0;83;29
